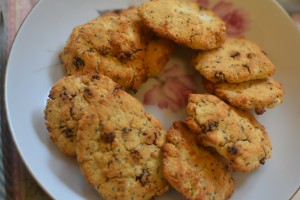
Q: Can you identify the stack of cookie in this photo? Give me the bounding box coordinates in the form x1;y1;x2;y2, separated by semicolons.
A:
192;38;284;115
60;6;175;92
185;94;272;172
140;0;282;182
46;5;175;200
45;73;170;199
44;0;284;199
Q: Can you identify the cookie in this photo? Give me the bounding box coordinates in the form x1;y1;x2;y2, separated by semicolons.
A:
144;36;175;76
162;121;234;200
120;7;175;77
76;88;168;199
185;94;272;172
60;6;174;92
203;77;284;114
44;73;118;157
138;0;226;50
192;38;275;83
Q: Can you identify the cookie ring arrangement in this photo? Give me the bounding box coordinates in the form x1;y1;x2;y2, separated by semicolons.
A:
44;0;284;199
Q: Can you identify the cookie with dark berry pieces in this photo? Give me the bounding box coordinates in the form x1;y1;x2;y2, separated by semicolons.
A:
76;88;168;200
192;38;275;83
138;0;226;50
44;73;118;157
203;77;284;114
185;94;272;172
162;121;234;200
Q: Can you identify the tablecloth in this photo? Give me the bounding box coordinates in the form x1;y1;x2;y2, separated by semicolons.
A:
0;0;300;199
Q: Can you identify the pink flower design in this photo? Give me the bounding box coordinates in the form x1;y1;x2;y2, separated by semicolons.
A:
143;64;198;112
195;0;250;37
212;1;249;37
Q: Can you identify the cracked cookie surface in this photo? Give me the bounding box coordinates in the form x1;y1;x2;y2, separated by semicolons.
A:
163;121;234;200
203;77;284;114
76;89;168;199
44;73;118;157
185;94;272;172
138;0;226;50
192;38;275;83
60;6;174;91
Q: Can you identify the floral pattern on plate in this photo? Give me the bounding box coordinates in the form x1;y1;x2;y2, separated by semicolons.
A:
211;1;250;37
143;63;199;112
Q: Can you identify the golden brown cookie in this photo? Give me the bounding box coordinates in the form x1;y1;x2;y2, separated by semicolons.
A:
138;0;226;50
44;73;118;157
203;77;284;115
76;88;168;199
163;121;234;200
60;6;174;92
185;94;272;172
144;36;175;76
192;38;275;83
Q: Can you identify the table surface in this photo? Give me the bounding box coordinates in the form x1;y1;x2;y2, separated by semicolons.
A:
0;0;300;199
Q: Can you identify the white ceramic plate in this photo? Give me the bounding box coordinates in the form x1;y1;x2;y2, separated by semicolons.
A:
4;0;300;199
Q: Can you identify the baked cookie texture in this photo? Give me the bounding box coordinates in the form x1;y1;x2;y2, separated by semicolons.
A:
144;36;175;76
185;94;272;172
163;121;234;200
60;6;174;92
203;77;284;115
76;88;168;199
192;38;275;83
138;0;226;50
44;73;118;157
